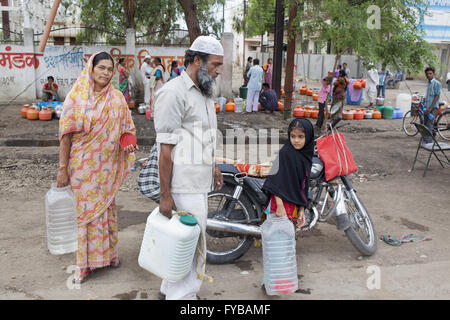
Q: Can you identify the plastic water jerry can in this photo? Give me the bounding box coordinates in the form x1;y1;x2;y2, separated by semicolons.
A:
261;214;298;295
138;207;201;282
45;183;78;255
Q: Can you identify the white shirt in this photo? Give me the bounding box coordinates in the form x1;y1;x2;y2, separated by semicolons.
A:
367;68;379;88
247;65;264;91
154;71;217;193
141;62;154;84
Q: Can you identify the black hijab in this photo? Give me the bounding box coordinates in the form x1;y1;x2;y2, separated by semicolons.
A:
262;118;314;207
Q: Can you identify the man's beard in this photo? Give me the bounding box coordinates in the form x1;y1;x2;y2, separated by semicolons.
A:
197;64;216;98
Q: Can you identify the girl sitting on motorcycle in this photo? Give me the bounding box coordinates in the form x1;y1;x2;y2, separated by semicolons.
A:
262;118;314;231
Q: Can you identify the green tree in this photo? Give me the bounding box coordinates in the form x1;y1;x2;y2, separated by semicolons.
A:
232;0;276;40
72;0;224;45
301;0;437;74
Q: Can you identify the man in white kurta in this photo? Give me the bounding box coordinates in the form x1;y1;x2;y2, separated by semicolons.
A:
154;36;224;300
141;56;154;105
365;65;379;108
246;58;264;112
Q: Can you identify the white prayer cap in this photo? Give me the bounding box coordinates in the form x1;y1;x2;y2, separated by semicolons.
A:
144;55;151;60
189;36;224;56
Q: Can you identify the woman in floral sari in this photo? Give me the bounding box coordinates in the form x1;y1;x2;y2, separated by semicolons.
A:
118;57;130;103
56;52;138;283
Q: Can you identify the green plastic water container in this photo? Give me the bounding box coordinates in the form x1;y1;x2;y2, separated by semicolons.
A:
383;106;394;119
239;86;248;99
376;106;385;114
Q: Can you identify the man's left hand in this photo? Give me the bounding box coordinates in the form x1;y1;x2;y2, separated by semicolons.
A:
214;165;224;191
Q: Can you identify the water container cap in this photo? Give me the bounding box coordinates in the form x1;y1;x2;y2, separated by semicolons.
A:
179;215;198;226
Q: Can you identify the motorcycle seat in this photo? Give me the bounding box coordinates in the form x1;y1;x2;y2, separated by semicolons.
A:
218;163;239;174
244;176;269;205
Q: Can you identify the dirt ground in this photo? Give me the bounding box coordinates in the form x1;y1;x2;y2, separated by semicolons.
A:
1;77;450;301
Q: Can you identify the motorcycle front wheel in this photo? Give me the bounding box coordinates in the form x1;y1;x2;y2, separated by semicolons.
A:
206;184;258;264
342;188;377;256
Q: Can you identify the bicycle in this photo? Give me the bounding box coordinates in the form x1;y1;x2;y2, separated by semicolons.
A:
402;93;450;141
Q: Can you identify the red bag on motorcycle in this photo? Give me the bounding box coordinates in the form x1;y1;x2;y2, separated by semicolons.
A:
316;132;357;181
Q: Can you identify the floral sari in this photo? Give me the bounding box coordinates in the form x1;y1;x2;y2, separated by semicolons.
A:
59;52;136;280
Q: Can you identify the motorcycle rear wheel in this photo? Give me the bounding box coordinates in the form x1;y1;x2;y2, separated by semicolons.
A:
206;184;258;264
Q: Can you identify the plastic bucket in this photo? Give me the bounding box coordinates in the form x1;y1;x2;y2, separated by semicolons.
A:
239;86;248;99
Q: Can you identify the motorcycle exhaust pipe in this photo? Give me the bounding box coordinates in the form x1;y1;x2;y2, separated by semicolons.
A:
207;219;262;237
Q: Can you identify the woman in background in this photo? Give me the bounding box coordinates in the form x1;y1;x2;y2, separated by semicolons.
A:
118;57;130;104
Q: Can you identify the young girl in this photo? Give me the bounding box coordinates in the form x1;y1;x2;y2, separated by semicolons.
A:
262;118;314;231
316;76;333;133
330;70;348;126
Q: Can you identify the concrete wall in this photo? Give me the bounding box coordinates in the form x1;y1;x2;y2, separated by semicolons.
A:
250;52;367;80
0;43;187;104
0;30;235;103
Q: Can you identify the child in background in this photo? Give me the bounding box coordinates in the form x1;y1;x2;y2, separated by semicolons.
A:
315;76;333;134
330;70;348;126
262;118;314;231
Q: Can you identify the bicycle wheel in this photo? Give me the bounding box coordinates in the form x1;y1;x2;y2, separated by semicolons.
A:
402;110;423;137
436;109;450;141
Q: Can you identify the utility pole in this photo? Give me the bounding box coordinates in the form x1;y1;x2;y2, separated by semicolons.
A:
38;0;61;52
284;0;298;120
242;0;247;68
272;0;284;99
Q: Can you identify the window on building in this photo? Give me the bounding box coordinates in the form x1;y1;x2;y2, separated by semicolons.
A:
301;40;308;54
327;40;332;54
314;41;321;54
53;37;64;45
70;37;77;45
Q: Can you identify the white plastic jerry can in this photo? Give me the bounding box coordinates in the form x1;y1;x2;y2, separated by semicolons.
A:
138;207;201;282
45;183;78;255
261;214;298;295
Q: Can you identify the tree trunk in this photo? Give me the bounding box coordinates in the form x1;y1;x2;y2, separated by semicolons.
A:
123;0;136;29
178;0;202;44
283;0;298;120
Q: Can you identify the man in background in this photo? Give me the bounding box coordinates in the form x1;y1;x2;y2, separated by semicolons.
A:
42;76;59;102
342;63;350;78
259;82;278;113
141;55;154;106
243;56;253;86
422;67;441;144
246;58;264;113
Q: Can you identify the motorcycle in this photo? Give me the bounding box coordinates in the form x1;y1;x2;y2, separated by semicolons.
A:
206;121;377;264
